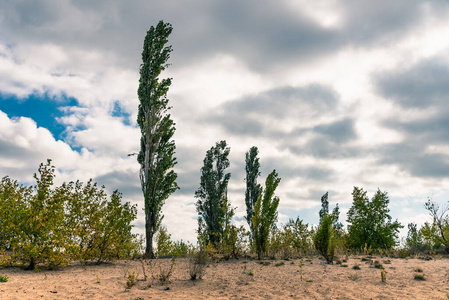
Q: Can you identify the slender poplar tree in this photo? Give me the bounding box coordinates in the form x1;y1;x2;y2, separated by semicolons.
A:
137;21;178;258
195;140;231;246
244;146;261;241
252;170;281;260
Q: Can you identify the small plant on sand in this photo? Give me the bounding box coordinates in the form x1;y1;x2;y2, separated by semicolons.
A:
414;267;423;273
140;259;149;281
0;274;9;282
126;271;138;289
352;264;361;270
298;258;305;281
95;274;101;283
414;273;426;281
349;273;360;281
248;270;254;276
154;258;176;284
380;268;387;282
373;260;383;269
189;249;208;280
275;262;285;267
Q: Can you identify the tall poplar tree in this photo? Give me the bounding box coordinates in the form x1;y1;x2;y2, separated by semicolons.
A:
137;21;178;258
252;170;281;260
244;146;261;241
195;140;231;246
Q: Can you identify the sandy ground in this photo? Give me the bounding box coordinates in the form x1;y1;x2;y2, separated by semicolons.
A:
1;256;449;299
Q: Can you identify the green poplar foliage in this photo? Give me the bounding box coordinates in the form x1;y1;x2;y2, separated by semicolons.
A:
245;146;261;241
195;140;231;246
313;214;335;264
252;170;281;260
137;20;178;258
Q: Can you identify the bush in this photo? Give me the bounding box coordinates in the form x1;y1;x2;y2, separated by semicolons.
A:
189;249;208;280
0;160;137;269
313;214;335;264
346;187;402;251
269;218;312;259
155;226;193;258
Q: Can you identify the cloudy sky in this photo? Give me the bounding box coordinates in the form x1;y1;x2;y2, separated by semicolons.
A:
1;0;449;243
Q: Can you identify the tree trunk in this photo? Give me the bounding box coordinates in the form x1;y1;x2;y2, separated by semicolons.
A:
145;212;155;258
26;257;36;271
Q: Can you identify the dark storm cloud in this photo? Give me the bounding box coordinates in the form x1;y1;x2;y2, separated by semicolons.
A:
339;0;431;46
376;141;449;178
313;118;356;143
373;53;449;178
378;108;449;179
293;136;360;159
376;58;449;108
204;85;339;136
94;170;141;199
2;0;441;75
264;156;336;182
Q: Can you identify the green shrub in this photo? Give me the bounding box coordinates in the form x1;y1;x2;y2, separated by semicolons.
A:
414;273;426;281
0;274;8;282
313;214;335;264
0;160;137;270
189;249;208;280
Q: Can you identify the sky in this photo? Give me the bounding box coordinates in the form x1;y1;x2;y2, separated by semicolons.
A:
1;0;449;243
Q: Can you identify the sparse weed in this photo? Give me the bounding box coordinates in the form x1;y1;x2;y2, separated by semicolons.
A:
341;264;348;267
95;274;101;283
0;274;9;282
275;262;285;267
349;273;360;281
352;264;361;270
383;260;391;264
140;259;150;281
298;258;305;281
373;260;383;269
189;249;208;281
380;269;387;282
361;257;371;262
154;258;176;284
126;271;138;289
414;267;423;273
414;273;426;281
258;261;271;266
248;270;254;276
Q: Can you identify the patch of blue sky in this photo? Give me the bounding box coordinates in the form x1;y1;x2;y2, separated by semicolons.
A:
111;100;132;126
0;91;78;141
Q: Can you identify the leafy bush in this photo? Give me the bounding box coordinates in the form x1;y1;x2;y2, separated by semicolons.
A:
0;160;138;269
313;214;335;264
189;249;208;280
155;226;193;258
126;271;138;289
218;197;249;259
0;274;8;282
346;187;402;251
422;199;449;253
269;217;312;259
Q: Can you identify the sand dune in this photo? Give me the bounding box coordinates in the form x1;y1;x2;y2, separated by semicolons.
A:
1;256;449;299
